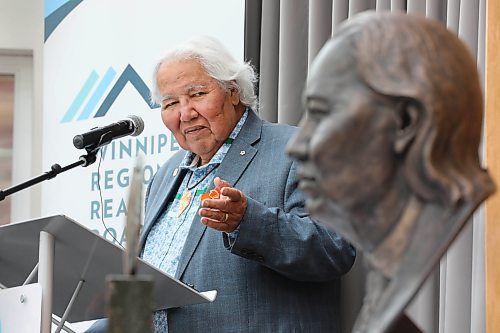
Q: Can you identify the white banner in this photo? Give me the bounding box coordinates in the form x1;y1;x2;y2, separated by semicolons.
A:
43;0;245;245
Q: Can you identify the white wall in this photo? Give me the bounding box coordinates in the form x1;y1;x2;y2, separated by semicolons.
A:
0;0;44;219
0;0;43;50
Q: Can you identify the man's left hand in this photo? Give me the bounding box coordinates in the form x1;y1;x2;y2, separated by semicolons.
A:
198;177;247;232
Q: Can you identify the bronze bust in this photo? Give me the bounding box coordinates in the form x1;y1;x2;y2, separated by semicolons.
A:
287;11;495;333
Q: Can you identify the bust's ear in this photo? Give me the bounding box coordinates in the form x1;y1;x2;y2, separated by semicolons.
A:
394;99;422;154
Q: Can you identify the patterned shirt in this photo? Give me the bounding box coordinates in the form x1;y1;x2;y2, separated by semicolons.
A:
141;110;248;332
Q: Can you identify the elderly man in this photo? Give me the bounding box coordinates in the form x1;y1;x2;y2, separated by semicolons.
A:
288;11;495;333
87;36;355;332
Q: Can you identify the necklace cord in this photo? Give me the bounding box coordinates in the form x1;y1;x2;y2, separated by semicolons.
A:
186;164;220;191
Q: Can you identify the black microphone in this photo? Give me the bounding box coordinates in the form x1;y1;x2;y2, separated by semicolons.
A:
73;115;145;150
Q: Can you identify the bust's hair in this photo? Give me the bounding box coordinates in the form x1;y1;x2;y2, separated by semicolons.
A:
151;36;258;111
335;12;494;205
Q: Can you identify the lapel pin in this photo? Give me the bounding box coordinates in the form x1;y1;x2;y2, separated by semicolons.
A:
173;168;178;177
240;150;246;156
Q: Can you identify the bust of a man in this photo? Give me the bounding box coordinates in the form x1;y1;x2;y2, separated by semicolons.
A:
288;11;495;333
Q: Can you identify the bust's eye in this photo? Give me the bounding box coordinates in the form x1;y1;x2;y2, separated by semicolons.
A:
307;106;331;122
306;99;330;119
308;107;329;117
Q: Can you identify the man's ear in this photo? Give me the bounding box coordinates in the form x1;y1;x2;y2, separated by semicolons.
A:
229;85;240;106
394;99;422;154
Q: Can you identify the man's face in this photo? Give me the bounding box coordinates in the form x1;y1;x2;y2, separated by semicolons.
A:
287;39;400;228
157;59;242;165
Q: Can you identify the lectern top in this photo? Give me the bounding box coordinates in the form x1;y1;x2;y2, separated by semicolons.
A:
0;215;215;322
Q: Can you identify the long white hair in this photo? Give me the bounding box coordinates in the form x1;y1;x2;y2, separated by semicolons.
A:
151;36;258;111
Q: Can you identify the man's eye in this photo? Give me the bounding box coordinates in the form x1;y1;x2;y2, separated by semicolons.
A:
163;101;178;110
191;91;207;98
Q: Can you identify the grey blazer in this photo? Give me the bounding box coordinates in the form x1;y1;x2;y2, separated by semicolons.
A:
87;110;355;333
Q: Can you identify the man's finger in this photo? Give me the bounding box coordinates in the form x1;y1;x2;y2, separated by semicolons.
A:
201;199;230;211
201;217;234;232
221;187;242;202
214;177;232;189
199;207;228;221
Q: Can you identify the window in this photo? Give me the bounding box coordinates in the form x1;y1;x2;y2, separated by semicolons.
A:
0;74;14;225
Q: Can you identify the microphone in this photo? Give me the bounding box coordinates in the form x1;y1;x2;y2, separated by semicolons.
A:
73;115;145;150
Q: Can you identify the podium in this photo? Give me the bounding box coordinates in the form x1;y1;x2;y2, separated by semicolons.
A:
0;215;216;332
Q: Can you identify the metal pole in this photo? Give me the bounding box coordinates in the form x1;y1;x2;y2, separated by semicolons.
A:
39;231;54;333
55;279;85;333
23;263;39;285
52;317;77;333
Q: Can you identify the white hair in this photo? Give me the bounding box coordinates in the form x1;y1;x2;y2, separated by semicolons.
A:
151;36;258;111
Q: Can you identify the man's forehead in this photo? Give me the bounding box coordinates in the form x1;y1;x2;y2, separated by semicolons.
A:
185;83;208;91
161;83;211;101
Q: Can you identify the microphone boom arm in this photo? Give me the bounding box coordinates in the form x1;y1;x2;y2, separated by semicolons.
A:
0;148;99;202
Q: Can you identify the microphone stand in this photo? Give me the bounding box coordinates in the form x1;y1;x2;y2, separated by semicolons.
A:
0;148;99;202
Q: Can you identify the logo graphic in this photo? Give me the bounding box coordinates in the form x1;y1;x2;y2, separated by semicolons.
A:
61;64;160;123
45;0;83;42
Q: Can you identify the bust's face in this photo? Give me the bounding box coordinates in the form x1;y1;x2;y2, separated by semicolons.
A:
287;38;401;244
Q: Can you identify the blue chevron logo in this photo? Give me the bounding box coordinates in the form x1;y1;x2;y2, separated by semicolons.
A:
45;0;83;42
61;64;160;123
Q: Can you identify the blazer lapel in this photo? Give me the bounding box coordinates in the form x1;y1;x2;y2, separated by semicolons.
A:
175;110;262;279
175;213;206;279
217;109;262;187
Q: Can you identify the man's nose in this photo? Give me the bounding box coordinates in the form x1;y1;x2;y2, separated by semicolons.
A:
179;99;198;122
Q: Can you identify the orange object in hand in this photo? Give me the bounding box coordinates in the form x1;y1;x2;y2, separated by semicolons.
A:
201;188;221;202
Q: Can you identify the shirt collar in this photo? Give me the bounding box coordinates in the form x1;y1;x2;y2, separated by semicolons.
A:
179;109;249;170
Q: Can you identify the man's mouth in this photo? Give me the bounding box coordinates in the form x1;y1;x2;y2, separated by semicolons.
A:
184;125;205;135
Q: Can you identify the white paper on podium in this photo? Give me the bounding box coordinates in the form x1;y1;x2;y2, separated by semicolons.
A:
0;284;42;333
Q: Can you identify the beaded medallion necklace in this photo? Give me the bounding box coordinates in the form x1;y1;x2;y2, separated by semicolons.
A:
175;137;233;217
176;164;219;216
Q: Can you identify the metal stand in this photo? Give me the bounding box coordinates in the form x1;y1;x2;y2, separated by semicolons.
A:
0;149;98;202
0;148;98;333
1;229;88;333
55;279;85;333
19;263;76;333
39;231;54;333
